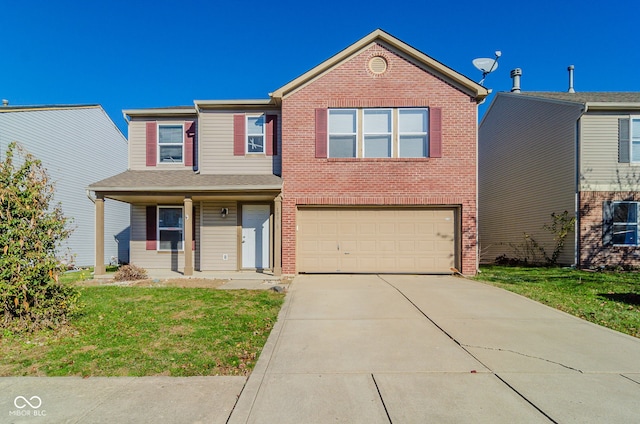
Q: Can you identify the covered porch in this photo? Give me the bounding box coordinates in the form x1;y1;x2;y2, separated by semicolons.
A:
88;170;283;277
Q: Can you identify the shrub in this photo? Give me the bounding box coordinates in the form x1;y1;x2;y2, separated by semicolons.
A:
113;264;148;281
0;142;82;331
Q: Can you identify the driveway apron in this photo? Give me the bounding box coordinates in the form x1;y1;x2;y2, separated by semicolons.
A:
229;274;640;424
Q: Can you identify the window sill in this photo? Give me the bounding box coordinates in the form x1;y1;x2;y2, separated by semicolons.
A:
327;157;433;162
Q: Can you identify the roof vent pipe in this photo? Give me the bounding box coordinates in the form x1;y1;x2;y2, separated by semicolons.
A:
510;68;522;93
2;99;8;107
567;65;575;93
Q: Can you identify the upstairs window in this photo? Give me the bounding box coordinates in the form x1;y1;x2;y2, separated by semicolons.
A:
399;109;429;157
363;109;392;158
618;117;640;163
247;115;265;154
329;109;357;158
158;124;184;163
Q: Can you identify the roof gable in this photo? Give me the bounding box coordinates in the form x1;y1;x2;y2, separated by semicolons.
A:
269;29;488;103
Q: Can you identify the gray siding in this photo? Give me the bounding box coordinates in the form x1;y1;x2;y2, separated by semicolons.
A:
198;111;281;175
0;107;129;267
478;94;583;265
580;112;640;191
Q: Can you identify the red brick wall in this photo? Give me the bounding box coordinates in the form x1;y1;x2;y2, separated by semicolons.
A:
579;191;640;268
281;43;479;275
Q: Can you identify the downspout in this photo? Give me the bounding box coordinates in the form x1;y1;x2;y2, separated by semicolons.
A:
574;104;588;267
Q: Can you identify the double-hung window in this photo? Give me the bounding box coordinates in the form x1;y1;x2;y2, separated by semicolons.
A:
399;109;429;157
611;202;639;245
247;115;265;154
329;109;357;158
632;118;640;163
158;124;184;163
158;206;184;251
363;109;392;158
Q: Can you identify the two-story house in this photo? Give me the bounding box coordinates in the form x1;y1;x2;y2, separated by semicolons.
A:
479;81;640;268
1;104;129;267
89;29;488;276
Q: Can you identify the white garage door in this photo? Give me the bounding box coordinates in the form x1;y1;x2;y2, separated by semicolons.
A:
297;207;456;273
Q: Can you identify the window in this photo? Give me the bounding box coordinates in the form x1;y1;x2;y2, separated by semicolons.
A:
247;115;265;154
329;109;357;158
612;202;639;245
158;207;183;251
363;109;392;158
323;108;434;158
158;125;184;163
399;109;428;157
632;119;640;163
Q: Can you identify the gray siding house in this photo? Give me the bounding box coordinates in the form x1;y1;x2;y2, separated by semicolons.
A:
479;91;640;268
0;105;130;267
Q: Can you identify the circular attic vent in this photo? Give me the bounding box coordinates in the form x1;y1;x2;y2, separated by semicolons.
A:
368;56;388;74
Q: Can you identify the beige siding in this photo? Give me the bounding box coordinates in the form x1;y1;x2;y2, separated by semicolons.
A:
580;112;640;191
478;95;583;265
200;202;239;270
130;205;185;269
129;118;195;171
198;111;281;175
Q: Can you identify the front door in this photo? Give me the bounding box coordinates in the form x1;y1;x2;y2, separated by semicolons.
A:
242;204;270;269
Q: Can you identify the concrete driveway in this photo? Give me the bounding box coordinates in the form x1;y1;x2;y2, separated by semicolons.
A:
229;274;640;424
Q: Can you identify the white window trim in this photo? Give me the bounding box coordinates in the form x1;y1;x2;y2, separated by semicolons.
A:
363;108;393;158
327;107;430;158
246;114;266;154
398;108;429;158
630;116;640;164
157;123;184;164
157;206;184;251
612;201;639;246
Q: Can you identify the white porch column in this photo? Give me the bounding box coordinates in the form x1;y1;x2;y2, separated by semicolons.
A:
184;197;193;276
94;195;105;276
274;194;282;276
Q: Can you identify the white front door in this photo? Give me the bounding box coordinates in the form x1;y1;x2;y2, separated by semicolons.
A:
242;204;270;269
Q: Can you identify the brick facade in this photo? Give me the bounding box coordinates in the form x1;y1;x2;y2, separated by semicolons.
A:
579;191;640;268
281;43;480;275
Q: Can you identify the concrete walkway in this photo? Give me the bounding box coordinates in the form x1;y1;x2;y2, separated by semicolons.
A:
2;274;639;423
228;274;640;423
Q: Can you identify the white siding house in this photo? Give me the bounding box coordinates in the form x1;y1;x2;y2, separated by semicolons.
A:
0;105;129;267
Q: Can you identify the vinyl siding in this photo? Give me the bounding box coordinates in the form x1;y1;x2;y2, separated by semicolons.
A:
580;112;640;191
198;111;281;175
478;94;583;265
129;118;195;171
0;107;129;266
199;202;238;270
130;204;185;269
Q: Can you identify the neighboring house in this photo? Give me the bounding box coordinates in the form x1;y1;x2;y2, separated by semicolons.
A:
89;29;488;276
0;105;130;267
479;84;640;268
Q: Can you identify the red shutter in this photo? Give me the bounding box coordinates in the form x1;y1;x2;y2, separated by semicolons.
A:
315;108;328;158
184;121;194;167
266;115;277;156
146;206;157;250
233;114;245;156
429;107;442;158
146;122;157;166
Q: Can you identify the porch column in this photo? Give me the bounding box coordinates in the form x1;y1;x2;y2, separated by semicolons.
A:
94;194;105;276
184;197;193;276
274;194;282;276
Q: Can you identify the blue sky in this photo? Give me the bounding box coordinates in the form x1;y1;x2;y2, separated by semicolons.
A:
2;0;638;135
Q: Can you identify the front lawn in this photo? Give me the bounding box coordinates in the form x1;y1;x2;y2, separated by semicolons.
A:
475;266;640;338
0;286;284;376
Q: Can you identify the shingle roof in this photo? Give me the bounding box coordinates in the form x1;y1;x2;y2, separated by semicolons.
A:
89;170;282;192
518;92;640;103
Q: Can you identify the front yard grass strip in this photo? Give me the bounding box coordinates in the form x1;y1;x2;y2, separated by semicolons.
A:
0;287;284;376
475;266;640;338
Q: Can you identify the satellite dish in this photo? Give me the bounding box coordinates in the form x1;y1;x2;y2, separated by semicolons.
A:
473;58;498;73
472;51;502;86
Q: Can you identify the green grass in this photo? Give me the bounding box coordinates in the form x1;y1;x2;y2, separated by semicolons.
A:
0;287;284;376
475;266;640;338
58;266;118;284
